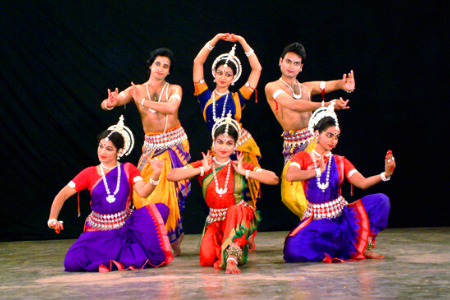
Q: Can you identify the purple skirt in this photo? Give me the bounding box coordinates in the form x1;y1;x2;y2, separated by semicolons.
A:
284;193;390;263
64;203;173;272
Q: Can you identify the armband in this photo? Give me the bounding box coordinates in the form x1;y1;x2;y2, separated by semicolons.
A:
206;42;214;51
245;49;254;57
273;89;286;100
347;169;359;178
290;162;301;169
133;176;143;183
320;81;326;90
170;94;181;101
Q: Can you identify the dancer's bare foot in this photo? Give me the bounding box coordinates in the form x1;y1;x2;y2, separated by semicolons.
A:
171;241;181;257
248;238;255;251
178;232;184;244
364;250;384;259
225;257;241;274
171;233;184;257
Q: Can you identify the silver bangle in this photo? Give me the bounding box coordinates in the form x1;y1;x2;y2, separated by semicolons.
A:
380;172;391;182
47;219;62;228
227;257;238;265
245;49;254;57
149;176;160;185
104;101;114;110
199;166;204;176
245;170;250;180
315;168;321;178
206;42;214;51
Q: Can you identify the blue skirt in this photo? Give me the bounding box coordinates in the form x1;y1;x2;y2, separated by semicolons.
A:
284;193;390;263
64;203;173;272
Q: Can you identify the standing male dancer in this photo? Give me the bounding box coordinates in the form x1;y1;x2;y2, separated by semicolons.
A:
265;42;354;218
101;48;190;256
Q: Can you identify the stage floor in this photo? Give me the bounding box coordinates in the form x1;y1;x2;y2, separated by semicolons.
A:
1;228;449;299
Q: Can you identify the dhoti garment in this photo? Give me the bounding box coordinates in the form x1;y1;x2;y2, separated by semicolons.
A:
133;124;190;244
281;128;315;218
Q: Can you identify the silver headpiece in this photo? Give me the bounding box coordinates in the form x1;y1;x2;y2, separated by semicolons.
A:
211;111;241;142
211;44;242;85
308;101;340;134
106;115;135;157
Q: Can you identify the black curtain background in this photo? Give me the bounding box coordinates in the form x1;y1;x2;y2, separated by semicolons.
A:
0;1;447;241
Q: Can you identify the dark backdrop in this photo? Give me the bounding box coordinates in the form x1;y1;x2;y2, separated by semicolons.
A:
0;1;447;241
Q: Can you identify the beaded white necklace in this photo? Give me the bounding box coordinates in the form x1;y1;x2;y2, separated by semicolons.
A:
100;162;121;203
312;150;332;193
213;157;230;166
279;78;302;99
212;90;230;122
212;161;231;197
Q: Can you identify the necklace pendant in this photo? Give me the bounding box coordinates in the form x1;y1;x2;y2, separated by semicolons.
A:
216;187;227;195
106;195;116;203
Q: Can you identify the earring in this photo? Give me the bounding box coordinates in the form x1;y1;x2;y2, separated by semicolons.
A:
213;79;216;82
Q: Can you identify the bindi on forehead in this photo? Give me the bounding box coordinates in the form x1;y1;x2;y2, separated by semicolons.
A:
155;57;170;66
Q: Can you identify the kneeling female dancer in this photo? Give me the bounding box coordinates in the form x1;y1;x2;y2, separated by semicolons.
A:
167;113;279;274
48;116;173;272
284;105;396;262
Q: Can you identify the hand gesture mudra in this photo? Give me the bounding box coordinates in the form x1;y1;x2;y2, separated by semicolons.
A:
232;151;246;175
332;97;350;110
384;150;396;177
201;150;213;173
149;157;165;176
107;88;119;107
130;82;143;103
317;154;326;174
342;70;355;92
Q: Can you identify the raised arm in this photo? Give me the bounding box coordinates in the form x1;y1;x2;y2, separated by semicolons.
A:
193;33;230;83
231;34;262;89
349;150;396;190
303;70;355;96
131;82;182;115
48;185;78;233
167;151;212;181
101;86;134;111
265;82;350;112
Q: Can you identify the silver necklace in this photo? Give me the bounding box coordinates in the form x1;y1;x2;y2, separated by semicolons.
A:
311;150;332;193
212;90;230;122
279;78;302;99
100;162;121;203
212;161;231;197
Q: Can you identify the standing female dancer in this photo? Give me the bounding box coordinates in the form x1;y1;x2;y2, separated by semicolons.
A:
193;33;262;208
48;116;172;272
167;113;279;274
283;105;396;262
